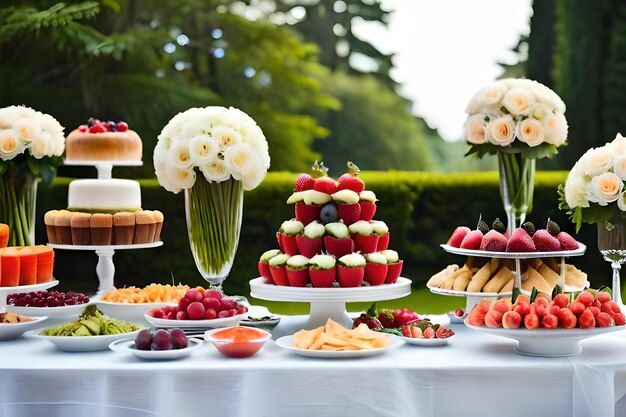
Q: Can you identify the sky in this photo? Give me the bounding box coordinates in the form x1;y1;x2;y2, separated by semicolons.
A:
353;0;533;142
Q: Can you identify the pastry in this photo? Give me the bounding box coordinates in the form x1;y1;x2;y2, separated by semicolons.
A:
70;212;91;245
90;214;113;245
467;258;500;292
65;119;142;161
113;212;135;245
482;266;514;293
55;210;73;245
44;210;58;244
522;266;552;295
134;211;156;244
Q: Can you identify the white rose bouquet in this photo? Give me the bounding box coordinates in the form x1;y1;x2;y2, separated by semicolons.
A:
0;105;65;246
154;106;270;285
559;133;626;232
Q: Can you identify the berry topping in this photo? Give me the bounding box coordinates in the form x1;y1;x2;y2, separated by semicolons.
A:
116;121;129;132
78;125;88;132
546;218;561;236
337;161;365;194
89;123;108;133
106;121;117;131
492;218;506;234
87;117;98;127
521;221;536;237
476;214;489;234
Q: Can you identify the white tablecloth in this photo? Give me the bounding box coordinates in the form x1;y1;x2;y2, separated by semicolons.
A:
2;316;626;417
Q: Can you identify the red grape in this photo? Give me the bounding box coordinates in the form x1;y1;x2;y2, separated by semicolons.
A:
219;298;237;311
204;290;223;301
176;311;189;320
204;308;217;320
178;297;190;311
135;329;153;350
148;308;165;319
217;310;230;318
170;328;188;349
187;302;205;320
162;305;176;315
151;330;172;350
185;289;203;303
202;298;220;311
235;305;248;315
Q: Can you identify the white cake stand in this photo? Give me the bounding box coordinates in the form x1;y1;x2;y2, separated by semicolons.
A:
48;243;162;295
0;280;59;311
64;160;143;179
249;277;412;329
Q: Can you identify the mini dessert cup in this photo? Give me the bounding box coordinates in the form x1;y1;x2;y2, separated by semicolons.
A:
358;191;378;222
134;211;156;244
377;233;390;251
278;220;304;256
286;255;310;287
70;212;92;245
371;221;390;251
324;236;354;258
337;253;366;287
44;210;58;244
295;221;325;258
55;210;73;245
268;253;290;286
309;254;337;288
349;220;378;254
90;213;113;245
113;212;135;245
332;190;361;225
258;249;281;284
364;252;388;286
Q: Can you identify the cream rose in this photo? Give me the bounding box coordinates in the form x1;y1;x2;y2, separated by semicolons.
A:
224;143;255;181
543;113;568;146
588;172;623;206
465;114;487;144
502;87;535;116
581;147;614;177
564;171;590;208
476;82;507;108
168;142;193;168
614;156;626;181
167;166;196;190
610;133;626;155
486;115;516;146
0;129;24;160
212;126;243;149
516;118;544;147
29;132;51;159
189;134;218;165
532;103;551;120
200;159;231;183
618;192;626;212
13;117;40;142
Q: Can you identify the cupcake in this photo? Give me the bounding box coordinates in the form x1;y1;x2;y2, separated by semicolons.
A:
268;253;291;286
323;222;354;258
331;189;361;225
295;221;325;258
309;254;337;288
337;253;366;287
258;249;281;284
90;213;113;245
70;212;92;245
134;211;156;244
277;219;304;256
113;212;135;245
349;220;379;254
286;255;310;287
363;252;388;286
44;210;58;244
382;249;403;284
358;190;378;222
153;210;164;242
372;221;390;251
55;210;73;245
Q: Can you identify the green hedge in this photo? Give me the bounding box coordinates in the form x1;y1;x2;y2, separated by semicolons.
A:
36;171;608;295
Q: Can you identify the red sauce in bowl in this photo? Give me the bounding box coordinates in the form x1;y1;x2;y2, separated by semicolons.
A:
208;327;270;358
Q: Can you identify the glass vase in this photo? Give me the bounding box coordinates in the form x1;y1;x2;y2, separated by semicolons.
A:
597;222;626;311
185;177;244;288
0;166;38;246
497;151;536;236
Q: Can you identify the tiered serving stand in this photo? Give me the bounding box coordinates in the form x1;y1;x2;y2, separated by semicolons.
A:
250;277;412;329
48;160;162;295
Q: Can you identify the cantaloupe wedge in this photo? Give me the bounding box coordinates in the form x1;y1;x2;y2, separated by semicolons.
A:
0;224;9;249
0;248;20;287
17;247;37;286
30;246;54;283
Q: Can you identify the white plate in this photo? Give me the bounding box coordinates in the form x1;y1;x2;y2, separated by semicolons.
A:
6;302;91;320
398;335;450;346
144;313;245;329
96;301;175;323
0;316;48;341
464;320;625;357
240;305;281;328
440;242;586;259
275;334;403;358
109;337;203;360
28;329;142;352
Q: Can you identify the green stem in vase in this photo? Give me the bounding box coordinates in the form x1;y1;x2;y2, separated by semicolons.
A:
498;151;536;234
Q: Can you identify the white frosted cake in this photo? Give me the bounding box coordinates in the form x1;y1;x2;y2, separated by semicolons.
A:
68;179;142;211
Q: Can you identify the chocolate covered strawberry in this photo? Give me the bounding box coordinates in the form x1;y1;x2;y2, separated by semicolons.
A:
296;221;325;258
349;220;379;254
506;228;536;252
480;229;508;252
309;254;337;287
324;222;354;258
382;249;403;283
258;249;280;284
460;230;483;250
286;255;310;287
447;226;471;248
363;252;388;286
557;231;579;251
533;229;560;252
337;253;366;287
358;190;377;221
278;219;304;255
332;189;361;226
337;161;365;193
268;253;291;286
352;303;382;330
371;220;390;251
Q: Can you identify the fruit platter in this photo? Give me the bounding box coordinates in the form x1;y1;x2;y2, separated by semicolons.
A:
109;328;203;360
464;290;626;356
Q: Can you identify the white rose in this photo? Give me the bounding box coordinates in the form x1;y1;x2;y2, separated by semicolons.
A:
15;106;36;118
515;118;544;147
189;134;218;165
502;87;535;116
465;98;481;114
153;142;169;164
614;156;626;181
465;114;487;144
476;82;508;108
531;82;566;114
618;192;626;212
224;143;255;180
29;132;52;159
0;129;25;160
211;126;242;149
486;115;516;146
588;172;623;206
156;170;182;194
239;159;266;190
564;171;590;208
167;166;196;190
543;113;568;146
0;107;18;129
37;113;64;138
610;133;626;155
581;147;614;177
168;142;193;168
200;159;232;183
531;103;552;120
13;117;41;143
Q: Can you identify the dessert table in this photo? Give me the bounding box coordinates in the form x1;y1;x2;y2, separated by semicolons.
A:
1;315;626;417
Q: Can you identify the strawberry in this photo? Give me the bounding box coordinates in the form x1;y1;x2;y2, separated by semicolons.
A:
337;203;361;225
276;232;284;252
353;234;379;254
294;174;315;192
423;327;435;339
295;202;321;225
377;232;390;251
280;234;299;256
324;236;354;258
479;230;507;252
377;310;395;328
337;161;365;193
286;268;310;287
89;123;107;133
532;229;561;252
295;235;323;258
359;201;376;221
506;228;536;252
309;267;336;287
460;230;483;250
269;265;288;286
557;231;579;251
337;265;364;287
447;226;471;248
364;263;387;285
258;262;273;284
352;303;382;330
313;177;338;195
385;261;403;284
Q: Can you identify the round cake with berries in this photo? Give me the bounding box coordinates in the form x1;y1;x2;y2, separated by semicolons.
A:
65;118;142;161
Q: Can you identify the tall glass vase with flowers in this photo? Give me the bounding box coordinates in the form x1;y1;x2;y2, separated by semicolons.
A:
465;79;569;235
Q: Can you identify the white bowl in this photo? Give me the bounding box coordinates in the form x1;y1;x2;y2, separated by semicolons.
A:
6;303;91;321
0;316;48;341
109;337;203;360
28;329;142;352
96;301;175;324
